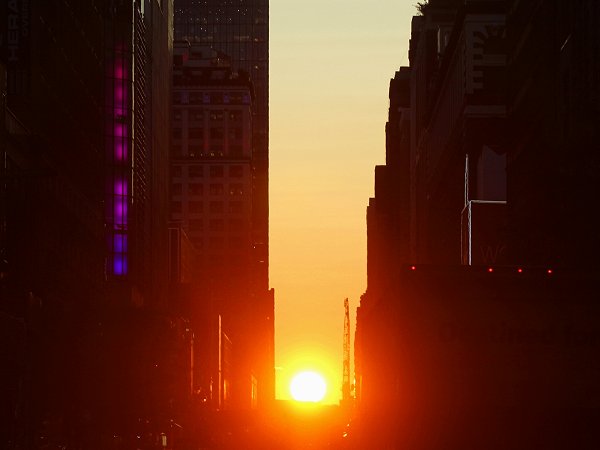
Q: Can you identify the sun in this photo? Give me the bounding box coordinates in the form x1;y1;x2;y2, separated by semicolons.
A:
289;371;327;402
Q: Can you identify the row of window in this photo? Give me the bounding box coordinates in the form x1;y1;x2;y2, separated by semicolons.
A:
180;217;249;232
171;183;245;199
173;110;243;122
171;200;246;214
172;148;245;158
186;235;251;249
173;91;250;105
172;127;243;140
171;165;246;178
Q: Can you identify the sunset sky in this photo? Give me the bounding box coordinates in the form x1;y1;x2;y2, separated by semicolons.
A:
270;1;417;403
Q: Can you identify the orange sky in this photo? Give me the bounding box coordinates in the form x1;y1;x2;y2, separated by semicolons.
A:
270;1;417;404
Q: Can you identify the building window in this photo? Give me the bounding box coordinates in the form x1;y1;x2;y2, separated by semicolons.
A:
189;128;203;139
210;110;224;121
229;93;244;104
189;201;203;214
171;166;183;178
190;109;204;122
229;166;243;178
174;109;182;121
172;183;182;195
171;201;182;214
189;165;203;177
210;183;224;195
228;128;243;140
229;145;243;157
173;128;182;139
189;183;203;195
190;92;203;104
210;127;224;139
173;92;182;104
210;165;224;178
172;145;183;158
229;110;242;121
189;219;203;231
229;201;244;213
229;183;244;196
210;145;223;156
189;145;203;158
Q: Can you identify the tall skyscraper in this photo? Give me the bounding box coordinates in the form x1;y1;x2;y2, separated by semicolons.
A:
172;1;273;408
170;43;255;408
174;0;269;293
1;0;177;444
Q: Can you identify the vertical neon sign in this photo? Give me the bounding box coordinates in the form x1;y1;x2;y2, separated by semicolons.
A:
107;44;130;277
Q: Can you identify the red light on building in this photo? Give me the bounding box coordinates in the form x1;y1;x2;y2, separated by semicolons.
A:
517;268;523;273
410;265;416;271
488;267;494;273
547;269;553;275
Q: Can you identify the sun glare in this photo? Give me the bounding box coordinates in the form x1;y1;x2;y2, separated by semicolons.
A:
289;371;327;403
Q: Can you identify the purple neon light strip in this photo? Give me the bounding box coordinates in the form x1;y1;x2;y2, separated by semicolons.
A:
114;179;127;196
113;254;128;275
113;234;127;253
114;197;128;225
110;49;129;276
115;142;125;160
115;60;124;80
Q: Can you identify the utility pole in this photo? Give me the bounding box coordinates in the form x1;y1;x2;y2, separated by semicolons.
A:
342;298;351;402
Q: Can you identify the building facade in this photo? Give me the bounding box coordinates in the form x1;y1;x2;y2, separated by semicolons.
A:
506;0;600;267
170;42;256;408
172;0;274;408
356;0;600;447
174;0;269;293
1;0;175;446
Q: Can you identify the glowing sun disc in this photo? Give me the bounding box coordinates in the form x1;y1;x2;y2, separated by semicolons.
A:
290;371;327;402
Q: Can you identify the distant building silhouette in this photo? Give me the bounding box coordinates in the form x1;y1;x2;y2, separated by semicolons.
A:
170;42;257;409
173;0;274;409
174;0;270;294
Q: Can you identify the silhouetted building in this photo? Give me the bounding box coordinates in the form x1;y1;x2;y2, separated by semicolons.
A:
365;68;412;298
173;0;274;408
1;1;174;446
409;0;507;265
170;42;257;409
506;0;600;267
171;43;254;287
356;1;600;448
174;0;269;293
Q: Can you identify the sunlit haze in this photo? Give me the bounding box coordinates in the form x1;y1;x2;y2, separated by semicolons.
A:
270;1;417;403
289;371;327;403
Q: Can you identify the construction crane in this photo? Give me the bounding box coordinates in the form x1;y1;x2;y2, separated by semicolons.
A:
342;298;351;402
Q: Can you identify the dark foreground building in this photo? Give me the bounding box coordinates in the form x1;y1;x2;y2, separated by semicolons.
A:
356;1;600;448
355;266;600;449
1;1;184;448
